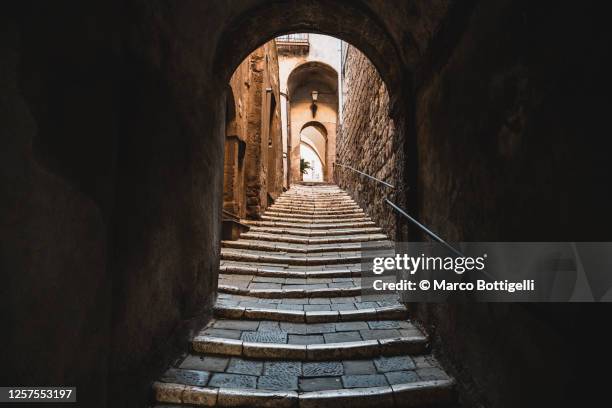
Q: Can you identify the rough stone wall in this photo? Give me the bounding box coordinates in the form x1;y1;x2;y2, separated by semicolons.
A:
336;46;401;238
410;1;612;407
1;3;222;407
227;41;283;219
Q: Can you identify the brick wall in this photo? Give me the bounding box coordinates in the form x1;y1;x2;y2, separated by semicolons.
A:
336;45;401;238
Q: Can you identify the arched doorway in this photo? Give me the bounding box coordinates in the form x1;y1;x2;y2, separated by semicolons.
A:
286;62;338;182
300;142;323;181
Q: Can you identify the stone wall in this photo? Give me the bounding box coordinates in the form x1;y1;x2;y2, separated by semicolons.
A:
225;41;283;219
410;1;612;407
336;46;402;239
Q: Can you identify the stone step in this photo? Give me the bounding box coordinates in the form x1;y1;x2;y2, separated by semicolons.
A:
217;274;377;299
263;211;367;220
220;261;362;278
220;249;368;266
260;215;371;224
154;355;454;407
192;336;428;361
213;303;408;323
274;195;355;204
243;220;376;230
238;232;388;245
246;226;383;236
215;293;402;313
267;204;361;212
194;318;428;358
264;208;365;216
218;284;362;299
221;239;392;254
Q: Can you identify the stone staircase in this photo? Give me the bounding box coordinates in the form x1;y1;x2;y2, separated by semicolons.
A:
152;184;455;407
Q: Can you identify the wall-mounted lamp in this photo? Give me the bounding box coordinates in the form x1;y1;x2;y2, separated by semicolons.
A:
310;90;318;118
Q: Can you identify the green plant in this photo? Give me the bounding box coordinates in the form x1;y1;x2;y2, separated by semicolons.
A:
300;159;312;174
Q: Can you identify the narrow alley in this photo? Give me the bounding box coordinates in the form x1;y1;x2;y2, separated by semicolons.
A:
3;2;612;408
154;184;453;406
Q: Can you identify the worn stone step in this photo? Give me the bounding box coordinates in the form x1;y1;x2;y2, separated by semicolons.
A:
246;226;383;236
244;220;376;230
264;208;365;216
270;205;361;212
213;304;408;323
220;249;369;266
261;215;371;224
154;355;454;407
263;211;367;220
215;293;402;313
274;195;355;205
239;232;388;245
219;261;361;278
218;284;362;299
194;318;428;358
221;239;392;254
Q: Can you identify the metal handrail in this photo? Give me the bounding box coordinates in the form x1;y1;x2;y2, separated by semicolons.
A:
334;162;464;257
334;162;395;189
384;199;463;257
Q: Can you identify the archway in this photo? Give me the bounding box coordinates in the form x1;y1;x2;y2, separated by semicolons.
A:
287;61;338;182
300;142;324;181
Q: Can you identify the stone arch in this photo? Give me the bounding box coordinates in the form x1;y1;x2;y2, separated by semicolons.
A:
212;1;409;108
300;124;327;167
287;61;338;100
301;121;328;138
285;60;339;183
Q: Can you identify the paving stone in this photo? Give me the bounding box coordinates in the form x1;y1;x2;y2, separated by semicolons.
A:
180;355;229;372
359;329;401;340
331;303;356;311
258;321;281;331
330;297;356;304
304;304;331;311
374;356;416;372
282;298;310;305
213;319;260;331
384;370;420;384
264;361;302;376
208;373;257;389
299;377;343;392
342;374;388;388
303;361;344;377
355;302;380;309
309;297;332;304
161;368;209;387
288;334;325;345
226;357;263;376
201;328;242;339
241;331;288;343
367;320;401;329
306;323;336;334
323;331;362;343
280;322;308;334
277;303;304;311
335;321;369;331
342;360;377;375
258;374;299;391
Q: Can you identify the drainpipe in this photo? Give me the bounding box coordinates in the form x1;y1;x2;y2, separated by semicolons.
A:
280;91;291;187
